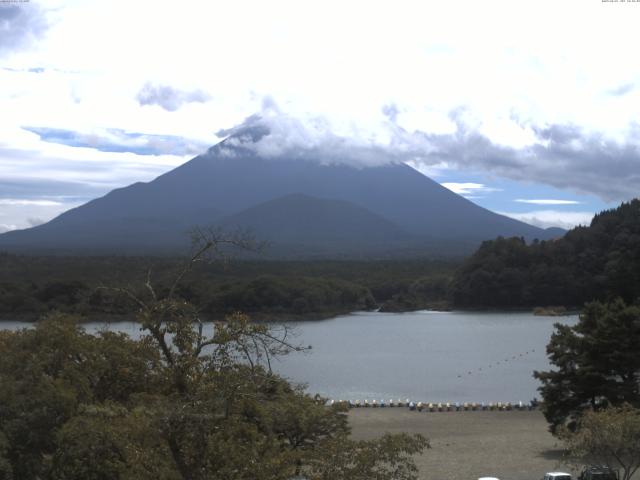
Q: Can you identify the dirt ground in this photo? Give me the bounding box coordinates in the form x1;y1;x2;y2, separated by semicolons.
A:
348;408;574;480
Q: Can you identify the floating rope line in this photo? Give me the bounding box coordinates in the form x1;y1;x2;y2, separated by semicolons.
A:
322;348;543;412
455;348;537;378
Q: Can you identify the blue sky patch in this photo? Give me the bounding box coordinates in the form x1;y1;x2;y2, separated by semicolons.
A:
22;126;209;156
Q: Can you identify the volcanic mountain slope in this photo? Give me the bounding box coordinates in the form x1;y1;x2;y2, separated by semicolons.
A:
0;127;561;256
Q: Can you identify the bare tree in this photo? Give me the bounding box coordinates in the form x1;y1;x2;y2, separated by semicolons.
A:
104;227;304;394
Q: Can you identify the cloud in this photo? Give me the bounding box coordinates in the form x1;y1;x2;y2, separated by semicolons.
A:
608;83;635;96
213;102;435;168
0;193;83;233
0;198;63;206
381;104;400;123
0;137;189;220
404;160;450;179
1;66;46;73
0;3;49;56
212;105;640;204
498;209;594;230
136;83;211;112
515;199;581;205
22;126;208;156
441;182;500;197
0;124;198;231
413;121;640;204
27;217;44;227
0;176;106;202
0;223;17;234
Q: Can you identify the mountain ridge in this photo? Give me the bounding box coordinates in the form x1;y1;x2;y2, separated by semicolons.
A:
0;127;564;257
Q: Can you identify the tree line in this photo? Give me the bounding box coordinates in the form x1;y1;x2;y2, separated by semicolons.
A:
450;199;640;308
0;254;456;321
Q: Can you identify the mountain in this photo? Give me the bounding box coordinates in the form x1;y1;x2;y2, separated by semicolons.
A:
0;126;563;257
219;193;418;255
543;227;567;238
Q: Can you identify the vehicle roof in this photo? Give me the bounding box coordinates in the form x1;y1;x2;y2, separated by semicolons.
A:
547;473;571;476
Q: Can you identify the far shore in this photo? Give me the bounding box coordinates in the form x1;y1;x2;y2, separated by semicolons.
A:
348;408;583;480
0;306;580;324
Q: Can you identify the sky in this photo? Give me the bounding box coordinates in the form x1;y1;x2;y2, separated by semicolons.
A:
1;0;639;233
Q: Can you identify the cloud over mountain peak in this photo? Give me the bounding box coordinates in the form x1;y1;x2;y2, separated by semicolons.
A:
210;100;640;203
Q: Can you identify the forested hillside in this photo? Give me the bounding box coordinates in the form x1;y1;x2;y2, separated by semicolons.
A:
0;254;456;320
450;199;640;308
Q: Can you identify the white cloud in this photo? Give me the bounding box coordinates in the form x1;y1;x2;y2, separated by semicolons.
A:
136;83;211;112
405;160;451;179
0;199;62;206
0;197;80;232
217;106;436;167
5;0;639;149
498;210;594;230
0;224;17;233
441;182;500;197
218;107;640;203
515;199;581;205
27;217;44;227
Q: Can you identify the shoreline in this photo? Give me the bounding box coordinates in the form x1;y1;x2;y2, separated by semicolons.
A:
0;306;580;324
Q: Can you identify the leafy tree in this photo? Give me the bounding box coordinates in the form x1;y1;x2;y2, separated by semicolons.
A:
307;433;429;480
379;274;451;312
534;299;640;433
560;404;640;480
0;315;161;479
0;431;12;480
0;230;427;479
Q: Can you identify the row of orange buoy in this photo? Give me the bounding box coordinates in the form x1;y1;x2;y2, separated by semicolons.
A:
457;349;537;378
327;399;538;411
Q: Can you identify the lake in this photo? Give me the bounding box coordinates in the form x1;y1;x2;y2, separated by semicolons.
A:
1;310;577;404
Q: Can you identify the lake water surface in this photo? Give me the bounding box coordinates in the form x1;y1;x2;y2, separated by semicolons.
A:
2;310;577;404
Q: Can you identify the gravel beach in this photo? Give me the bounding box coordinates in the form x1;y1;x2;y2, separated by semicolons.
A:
349;408;574;480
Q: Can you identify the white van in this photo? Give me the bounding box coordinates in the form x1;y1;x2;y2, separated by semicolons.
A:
544;472;572;480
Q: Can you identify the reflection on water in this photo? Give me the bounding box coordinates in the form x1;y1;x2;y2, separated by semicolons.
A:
2;310;577;403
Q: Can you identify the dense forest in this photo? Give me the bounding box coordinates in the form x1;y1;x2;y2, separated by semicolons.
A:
450;199;640;308
0;254;456;321
4;199;639;319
